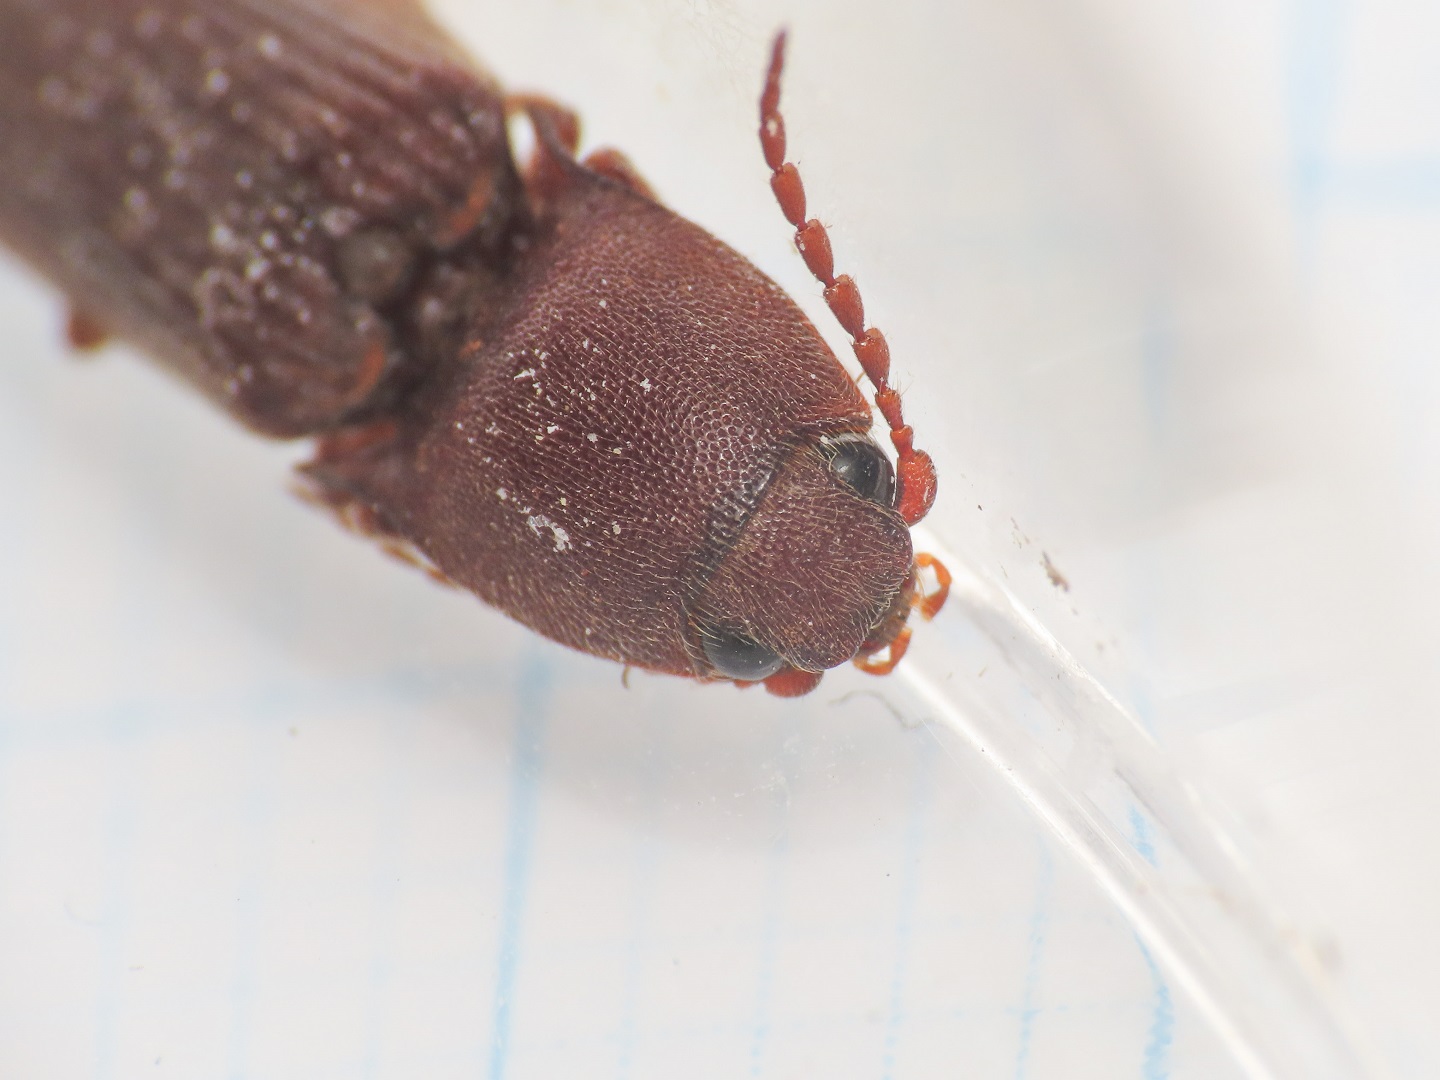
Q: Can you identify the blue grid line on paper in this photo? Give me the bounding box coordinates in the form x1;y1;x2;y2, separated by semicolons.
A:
486;652;552;1080
1129;805;1174;1080
0;661;512;751
357;703;424;1080
1322;157;1440;208
1287;0;1351;265
1012;842;1055;1080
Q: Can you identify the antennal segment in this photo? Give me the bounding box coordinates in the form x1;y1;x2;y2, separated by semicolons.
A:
760;31;938;526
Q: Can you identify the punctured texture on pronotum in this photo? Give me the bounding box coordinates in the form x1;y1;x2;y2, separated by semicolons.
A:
0;0;949;697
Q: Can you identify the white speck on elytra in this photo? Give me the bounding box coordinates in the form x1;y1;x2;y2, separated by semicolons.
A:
611;447;622;455
546;424;559;434
527;514;571;552
598;299;608;309
496;487;508;500
586;433;598;443
612;523;621;535
639;378;652;392
513;367;536;380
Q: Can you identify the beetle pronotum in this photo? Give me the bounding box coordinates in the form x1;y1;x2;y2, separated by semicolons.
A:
0;0;947;696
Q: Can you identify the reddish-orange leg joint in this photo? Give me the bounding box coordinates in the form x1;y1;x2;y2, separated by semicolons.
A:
914;552;951;621
851;553;950;676
760;32;938;527
581;147;658;200
854;626;911;676
763;668;825;697
66;308;108;352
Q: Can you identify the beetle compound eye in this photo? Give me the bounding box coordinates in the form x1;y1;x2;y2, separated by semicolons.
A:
700;625;787;681
823;437;896;509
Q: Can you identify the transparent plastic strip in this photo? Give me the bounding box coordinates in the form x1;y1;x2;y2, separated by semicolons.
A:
903;537;1381;1080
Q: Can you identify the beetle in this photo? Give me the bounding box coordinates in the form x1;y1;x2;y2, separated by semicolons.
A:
0;0;946;696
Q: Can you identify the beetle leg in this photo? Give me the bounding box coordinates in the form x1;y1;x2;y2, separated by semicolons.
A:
505;93;583;210
854;626;912;676
914;552;952;620
581;147;657;201
763;668;824;697
505;94;581;156
65;307;109;353
434;165;511;249
296;424;459;591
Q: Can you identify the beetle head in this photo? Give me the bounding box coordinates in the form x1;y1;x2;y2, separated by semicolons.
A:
689;435;913;680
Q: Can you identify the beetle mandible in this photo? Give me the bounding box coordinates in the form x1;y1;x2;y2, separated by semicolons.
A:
0;0;948;696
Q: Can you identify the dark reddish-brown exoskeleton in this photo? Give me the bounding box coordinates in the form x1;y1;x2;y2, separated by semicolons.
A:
0;0;948;696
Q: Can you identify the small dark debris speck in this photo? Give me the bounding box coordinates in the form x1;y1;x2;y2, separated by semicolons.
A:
1042;552;1070;592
